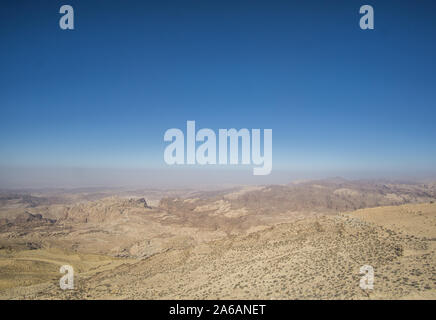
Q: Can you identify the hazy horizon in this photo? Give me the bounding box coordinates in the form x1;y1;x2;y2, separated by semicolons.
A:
1;166;436;190
1;0;436;188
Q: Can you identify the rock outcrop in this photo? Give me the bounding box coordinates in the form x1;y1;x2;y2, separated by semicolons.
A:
62;197;152;223
17;212;56;224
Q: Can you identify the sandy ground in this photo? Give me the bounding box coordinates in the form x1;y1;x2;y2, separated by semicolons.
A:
0;181;435;299
0;202;435;299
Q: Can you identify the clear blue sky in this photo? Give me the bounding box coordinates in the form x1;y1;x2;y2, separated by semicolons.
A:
1;0;436;186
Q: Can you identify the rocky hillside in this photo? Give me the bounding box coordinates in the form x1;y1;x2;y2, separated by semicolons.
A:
3;202;435;299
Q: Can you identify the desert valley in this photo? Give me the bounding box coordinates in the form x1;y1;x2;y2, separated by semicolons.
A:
0;178;435;299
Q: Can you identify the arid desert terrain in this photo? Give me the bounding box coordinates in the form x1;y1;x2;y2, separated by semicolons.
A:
0;178;435;299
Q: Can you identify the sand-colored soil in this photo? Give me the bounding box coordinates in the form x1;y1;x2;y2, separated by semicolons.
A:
1;202;435;299
0;181;435;299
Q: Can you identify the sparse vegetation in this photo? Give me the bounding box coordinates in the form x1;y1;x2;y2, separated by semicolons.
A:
0;179;435;299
